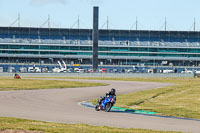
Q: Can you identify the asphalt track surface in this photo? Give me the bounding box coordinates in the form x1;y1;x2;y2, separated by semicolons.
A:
0;79;199;133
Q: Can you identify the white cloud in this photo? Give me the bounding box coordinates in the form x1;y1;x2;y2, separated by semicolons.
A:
30;0;105;6
87;0;104;6
30;0;67;6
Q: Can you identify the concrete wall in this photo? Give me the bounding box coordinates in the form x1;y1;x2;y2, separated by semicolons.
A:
0;72;194;78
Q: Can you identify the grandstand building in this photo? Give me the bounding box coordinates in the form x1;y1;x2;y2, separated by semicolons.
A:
0;26;200;67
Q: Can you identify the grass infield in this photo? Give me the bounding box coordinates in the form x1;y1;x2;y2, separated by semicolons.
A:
0;117;180;133
0;78;107;91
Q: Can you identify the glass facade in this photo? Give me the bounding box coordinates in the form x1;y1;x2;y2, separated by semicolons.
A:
1;44;200;57
1;27;200;66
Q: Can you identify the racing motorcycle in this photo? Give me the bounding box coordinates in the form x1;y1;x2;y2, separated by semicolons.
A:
95;95;116;112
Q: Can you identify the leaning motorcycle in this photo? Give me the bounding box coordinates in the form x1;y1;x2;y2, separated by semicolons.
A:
95;95;116;112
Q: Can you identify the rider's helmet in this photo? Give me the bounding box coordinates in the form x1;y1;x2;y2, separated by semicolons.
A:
110;88;116;95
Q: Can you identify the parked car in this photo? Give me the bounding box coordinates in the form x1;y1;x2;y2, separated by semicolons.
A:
74;68;85;73
28;67;41;73
20;67;27;73
67;68;74;73
127;69;133;73
181;69;193;74
99;68;107;73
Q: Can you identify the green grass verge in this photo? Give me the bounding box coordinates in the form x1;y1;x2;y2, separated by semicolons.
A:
109;78;200;119
0;117;180;133
0;78;107;91
59;77;200;119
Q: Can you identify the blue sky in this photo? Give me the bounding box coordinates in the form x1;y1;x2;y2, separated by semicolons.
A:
0;0;199;31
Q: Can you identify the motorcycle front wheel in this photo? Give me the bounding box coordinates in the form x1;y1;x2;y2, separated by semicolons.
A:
95;105;100;111
105;103;112;112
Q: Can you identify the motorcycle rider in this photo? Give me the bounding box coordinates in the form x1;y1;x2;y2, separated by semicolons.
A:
14;73;20;79
99;88;116;104
108;88;116;96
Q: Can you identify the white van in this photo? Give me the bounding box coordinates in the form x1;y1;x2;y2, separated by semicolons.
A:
0;67;3;73
52;67;61;73
8;67;15;73
163;70;174;73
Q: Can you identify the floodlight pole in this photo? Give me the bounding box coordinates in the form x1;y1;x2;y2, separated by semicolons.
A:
136;17;138;30
9;13;21;27
194;18;196;31
40;15;51;28
107;16;109;30
48;14;50;29
18;13;20;27
165;17;167;31
78;15;80;29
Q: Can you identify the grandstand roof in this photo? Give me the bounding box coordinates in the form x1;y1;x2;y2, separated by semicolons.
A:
0;26;200;42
